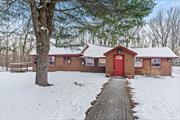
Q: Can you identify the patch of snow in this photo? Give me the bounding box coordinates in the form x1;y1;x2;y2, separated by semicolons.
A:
38;6;43;9
28;67;33;71
40;26;47;31
0;66;8;72
30;47;83;55
129;66;180;119
0;66;3;71
29;44;177;58
0;71;108;120
83;44;112;58
130;47;177;58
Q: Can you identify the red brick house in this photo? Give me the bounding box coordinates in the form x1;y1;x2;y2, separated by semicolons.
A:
130;47;177;76
30;44;177;76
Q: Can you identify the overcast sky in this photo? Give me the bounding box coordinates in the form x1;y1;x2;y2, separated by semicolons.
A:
145;0;180;20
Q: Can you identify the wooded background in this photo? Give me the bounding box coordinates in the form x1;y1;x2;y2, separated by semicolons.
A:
0;1;180;71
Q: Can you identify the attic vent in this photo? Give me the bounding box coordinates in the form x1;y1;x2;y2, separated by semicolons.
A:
117;49;122;53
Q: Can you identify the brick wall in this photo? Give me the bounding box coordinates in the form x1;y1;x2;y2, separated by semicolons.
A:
32;55;81;72
32;56;105;73
80;58;105;73
55;56;81;71
105;50;135;76
135;58;172;76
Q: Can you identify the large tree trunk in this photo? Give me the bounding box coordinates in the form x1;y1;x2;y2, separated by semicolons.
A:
5;37;9;71
35;36;50;86
29;0;55;86
35;0;50;86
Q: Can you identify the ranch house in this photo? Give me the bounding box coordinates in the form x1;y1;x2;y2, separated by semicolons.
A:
29;44;177;77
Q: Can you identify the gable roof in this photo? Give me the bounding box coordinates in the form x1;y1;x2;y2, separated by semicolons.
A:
104;45;137;56
129;47;177;58
29;44;177;58
29;47;83;55
82;44;112;58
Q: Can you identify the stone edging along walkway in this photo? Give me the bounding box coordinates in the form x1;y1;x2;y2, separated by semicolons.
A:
85;78;134;120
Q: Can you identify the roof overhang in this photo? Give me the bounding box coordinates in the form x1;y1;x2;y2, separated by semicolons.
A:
30;54;82;57
80;56;106;58
135;56;178;58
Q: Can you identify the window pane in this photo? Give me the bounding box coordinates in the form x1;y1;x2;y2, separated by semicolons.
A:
51;56;55;60
34;57;37;64
151;58;161;68
134;58;143;67
64;56;71;63
99;59;106;66
49;61;55;65
85;58;94;66
49;56;55;66
135;58;143;62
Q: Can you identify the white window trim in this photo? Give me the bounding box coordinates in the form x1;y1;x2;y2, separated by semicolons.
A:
49;56;55;66
134;58;143;67
85;58;94;66
151;58;161;68
64;56;71;64
98;58;106;67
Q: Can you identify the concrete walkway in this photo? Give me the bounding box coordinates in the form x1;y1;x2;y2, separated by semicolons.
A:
86;78;133;120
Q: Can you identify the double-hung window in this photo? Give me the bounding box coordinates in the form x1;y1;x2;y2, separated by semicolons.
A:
85;58;94;66
151;58;161;68
49;56;55;66
64;56;71;64
134;58;143;67
98;59;106;66
33;56;55;66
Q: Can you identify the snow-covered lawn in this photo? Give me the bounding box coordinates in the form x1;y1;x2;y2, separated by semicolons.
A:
129;67;180;120
0;71;108;120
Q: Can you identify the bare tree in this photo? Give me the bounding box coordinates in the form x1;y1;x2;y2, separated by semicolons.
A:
147;7;180;54
0;23;18;71
148;10;170;47
19;18;35;62
168;8;180;55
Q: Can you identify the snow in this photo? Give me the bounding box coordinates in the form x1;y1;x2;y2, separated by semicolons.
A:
129;66;180;120
0;66;3;71
30;44;177;58
83;44;112;58
0;71;108;120
83;44;177;58
30;47;83;55
40;26;47;31
38;6;43;9
0;66;8;72
130;47;177;58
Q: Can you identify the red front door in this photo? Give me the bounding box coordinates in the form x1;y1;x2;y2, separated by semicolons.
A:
114;55;124;76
